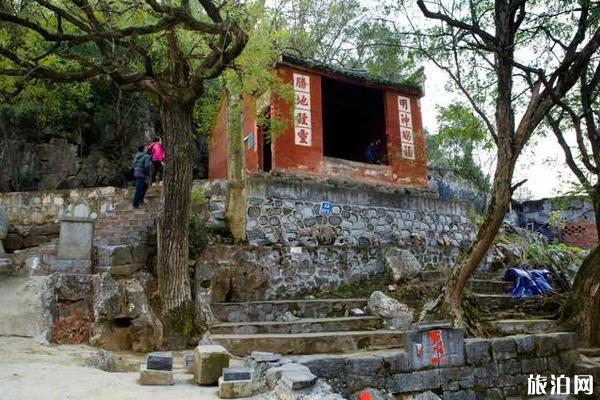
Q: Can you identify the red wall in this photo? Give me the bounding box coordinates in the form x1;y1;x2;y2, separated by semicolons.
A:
208;66;428;188
208;94;228;180
384;91;428;187
562;220;598;249
271;67;324;172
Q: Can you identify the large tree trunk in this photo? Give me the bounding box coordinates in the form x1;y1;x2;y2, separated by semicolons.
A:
157;99;195;348
562;183;600;345
562;244;600;345
430;153;515;330
226;92;247;243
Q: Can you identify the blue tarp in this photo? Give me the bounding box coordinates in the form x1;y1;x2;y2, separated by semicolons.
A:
503;268;554;297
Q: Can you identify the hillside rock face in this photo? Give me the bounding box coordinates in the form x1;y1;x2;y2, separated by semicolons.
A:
90;273;162;352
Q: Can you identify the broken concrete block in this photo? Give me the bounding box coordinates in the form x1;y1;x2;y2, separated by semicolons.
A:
265;363;311;389
194;344;230;386
139;364;174;386
218;376;253;399
147;351;173;371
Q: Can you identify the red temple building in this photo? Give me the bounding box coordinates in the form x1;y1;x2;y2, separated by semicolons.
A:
209;54;427;188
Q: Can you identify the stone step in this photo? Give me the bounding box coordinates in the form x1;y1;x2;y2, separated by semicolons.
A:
209;329;406;356
490;319;558;335
579;347;600;358
468;293;559;314
419;269;449;282
469;279;513;294
211;299;368;323
210;316;383;335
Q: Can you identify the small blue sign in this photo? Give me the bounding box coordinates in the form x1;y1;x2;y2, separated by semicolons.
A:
319;201;333;216
244;133;254;150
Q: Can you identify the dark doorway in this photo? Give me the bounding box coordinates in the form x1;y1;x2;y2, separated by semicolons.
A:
259;109;272;172
322;77;387;164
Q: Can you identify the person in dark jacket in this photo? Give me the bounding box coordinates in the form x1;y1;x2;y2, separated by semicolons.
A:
132;145;153;208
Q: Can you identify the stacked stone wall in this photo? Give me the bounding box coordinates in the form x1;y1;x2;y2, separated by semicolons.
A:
245;176;476;269
300;332;582;399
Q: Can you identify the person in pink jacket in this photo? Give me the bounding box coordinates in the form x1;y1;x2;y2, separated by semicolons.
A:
147;137;165;183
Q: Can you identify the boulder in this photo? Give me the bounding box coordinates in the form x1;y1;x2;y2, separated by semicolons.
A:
211;265;270;302
84;350;117;372
194;344;230;386
367;291;413;329
89;273;163;352
384;248;421;282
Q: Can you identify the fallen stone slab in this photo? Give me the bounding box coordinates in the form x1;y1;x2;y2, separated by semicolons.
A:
252;351;281;363
280;370;317;390
139;364;174;386
218;376;253;399
147;351;173;371
223;367;252;382
194;344;230;386
265;363;312;389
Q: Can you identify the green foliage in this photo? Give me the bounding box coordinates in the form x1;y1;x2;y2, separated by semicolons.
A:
427;102;491;193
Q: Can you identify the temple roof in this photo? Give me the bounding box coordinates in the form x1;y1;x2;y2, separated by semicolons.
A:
278;53;425;97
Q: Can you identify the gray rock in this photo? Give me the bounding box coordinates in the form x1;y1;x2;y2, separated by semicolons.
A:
147;351;173;371
84;350;117;372
367;291;413;328
384;248;422;282
413;391;442;400
464;338;491;365
276;311;300;322
252;351;281;363
265;363;311;389
489;337;517;360
350;308;365;316
280;370;318;390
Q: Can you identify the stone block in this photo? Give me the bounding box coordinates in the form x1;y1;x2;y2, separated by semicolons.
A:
560;349;581;367
489;337;517;360
252;351;281;363
194;344;230;386
147;351;173;371
96;245;133;267
498;359;521;375
139;364;174;386
346;356;384;375
554;332;578;350
185;353;195;374
349;388;388;400
51;259;92;274
298;356;344;379
265;363;311;390
382;351;410;373
279;370;318;390
513;334;535;354
223;367;252;381
534;334;557;356
57;217;94;260
218;376;253;399
520;357;547;374
464;338;491;365
407;327;465;370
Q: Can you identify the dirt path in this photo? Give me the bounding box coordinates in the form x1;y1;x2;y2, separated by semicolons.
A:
0;337;261;400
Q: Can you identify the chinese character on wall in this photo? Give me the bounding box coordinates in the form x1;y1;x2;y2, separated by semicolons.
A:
293;73;312;146
397;95;415;160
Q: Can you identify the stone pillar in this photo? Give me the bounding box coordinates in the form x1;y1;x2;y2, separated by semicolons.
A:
52;216;95;273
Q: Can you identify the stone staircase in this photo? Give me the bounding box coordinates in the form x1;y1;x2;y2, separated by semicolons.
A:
467;271;561;335
93;185;161;246
207;298;405;356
